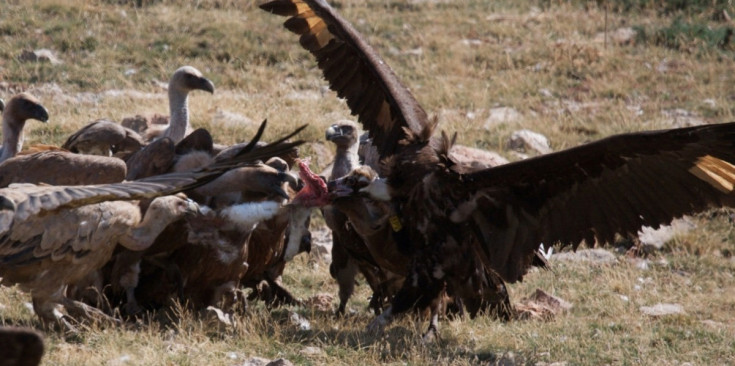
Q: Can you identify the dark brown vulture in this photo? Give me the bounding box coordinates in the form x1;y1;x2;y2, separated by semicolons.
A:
0;326;44;366
261;0;735;338
0;93;49;162
0;121;306;328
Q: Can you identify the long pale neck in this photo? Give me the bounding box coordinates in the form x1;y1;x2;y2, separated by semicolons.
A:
120;208;181;251
0;115;25;162
164;88;189;143
331;142;360;179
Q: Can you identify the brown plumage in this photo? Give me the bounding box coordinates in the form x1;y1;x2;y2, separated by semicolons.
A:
321;121;399;315
0;326;44;366
0;94;129;187
262;0;735;338
0;150;127;187
62;119;145;157
0;121;307;326
0;93;49;163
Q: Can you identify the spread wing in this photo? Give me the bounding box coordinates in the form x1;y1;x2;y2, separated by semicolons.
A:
0;122;307;234
260;0;430;158
452;122;735;282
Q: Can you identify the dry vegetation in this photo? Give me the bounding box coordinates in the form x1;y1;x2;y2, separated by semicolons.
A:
1;0;735;364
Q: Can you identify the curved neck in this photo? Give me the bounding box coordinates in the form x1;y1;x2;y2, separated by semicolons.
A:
119;207;181;251
164;88;189;143
1;115;25;162
330;143;360;180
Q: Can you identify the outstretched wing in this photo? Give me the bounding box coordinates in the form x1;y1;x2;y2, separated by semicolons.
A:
261;0;429;158
0;122;307;234
452;122;735;282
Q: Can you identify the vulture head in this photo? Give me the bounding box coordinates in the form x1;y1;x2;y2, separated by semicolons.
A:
1;93;49;162
328;165;391;202
170;66;215;95
326;120;360;149
3;93;49;124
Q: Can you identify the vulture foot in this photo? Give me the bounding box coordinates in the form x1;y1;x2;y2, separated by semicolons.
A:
366;307;393;335
421;313;440;343
61;298;121;326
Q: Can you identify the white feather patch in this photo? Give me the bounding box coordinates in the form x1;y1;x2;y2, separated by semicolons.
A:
220;201;281;228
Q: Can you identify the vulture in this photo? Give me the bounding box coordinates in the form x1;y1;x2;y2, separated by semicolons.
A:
0;93;49;163
262;0;735;338
0;121;306;328
322;121;401;315
0;326;44;366
145;66;215;143
62;119;145;157
0;93;128;187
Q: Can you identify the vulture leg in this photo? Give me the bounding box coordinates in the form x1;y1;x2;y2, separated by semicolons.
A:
367;250;445;335
330;244;358;315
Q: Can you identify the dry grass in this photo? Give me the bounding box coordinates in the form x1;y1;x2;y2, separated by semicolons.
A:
1;0;735;364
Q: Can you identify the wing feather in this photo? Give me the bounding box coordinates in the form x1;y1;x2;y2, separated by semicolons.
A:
454;122;735;282
261;0;430;158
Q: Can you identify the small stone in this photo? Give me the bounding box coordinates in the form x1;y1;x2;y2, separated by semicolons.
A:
639;303;685;317
508;129;551;155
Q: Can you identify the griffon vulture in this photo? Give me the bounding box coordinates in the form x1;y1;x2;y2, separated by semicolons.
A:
0;121;306;328
62;119;145;157
261;0;735;338
0;93;49;163
146;66;215;143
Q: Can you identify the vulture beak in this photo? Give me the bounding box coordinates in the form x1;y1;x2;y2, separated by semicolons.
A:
184;199;201;216
0;195;16;212
327;179;355;199
280;171;300;191
197;77;215;94
325;125;342;141
273;185;290;201
0;98;5;113
32;104;50;123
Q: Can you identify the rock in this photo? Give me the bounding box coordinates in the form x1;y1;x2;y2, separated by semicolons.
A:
516;289;572;321
309;226;332;263
266;359;294;366
449;145;509;169
290;312;311;331
18;49;63;65
212;109;256;128
304;293;334;312
508;129;552;155
637;217;695;250
299;346;323;356
639;303;685;317
241;357;271;366
121;115;150;134
484;107;521;127
594;27;637;45
551;248;617;265
661;109;705;128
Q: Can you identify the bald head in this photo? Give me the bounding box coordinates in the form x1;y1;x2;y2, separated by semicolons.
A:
3;93;49;124
326;120;360;149
169;66;215;94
